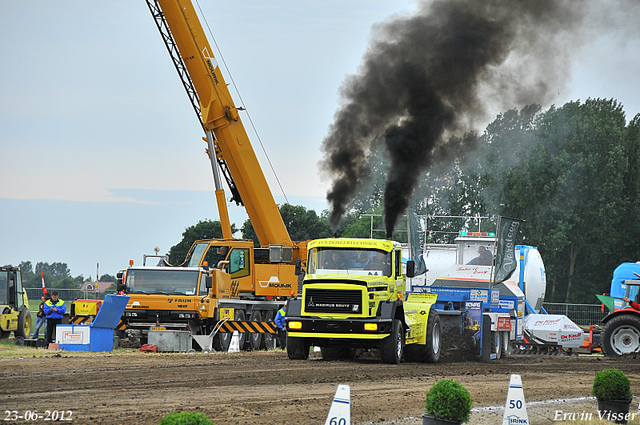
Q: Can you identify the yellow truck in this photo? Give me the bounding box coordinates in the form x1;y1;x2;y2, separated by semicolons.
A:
285;238;442;364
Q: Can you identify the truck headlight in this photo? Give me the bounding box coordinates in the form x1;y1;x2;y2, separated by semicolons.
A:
364;323;378;331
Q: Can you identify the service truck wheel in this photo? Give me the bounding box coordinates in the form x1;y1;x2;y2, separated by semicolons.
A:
492;331;502;360
286;336;309;360
16;307;31;339
249;310;263;351
261;310;276;350
380;319;404;364
235;310;248;350
601;313;640;356
501;331;510;357
213;331;232;352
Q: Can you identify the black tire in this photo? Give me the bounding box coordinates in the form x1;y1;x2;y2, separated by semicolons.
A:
491;331;502;359
501;331;510;358
249;310;263;351
213;332;231;351
0;329;10;339
601;313;640;356
261;310;276;350
16;308;31;339
286;335;309;360
404;309;441;363
320;346;350;360
380;319;404;364
235;310;248;350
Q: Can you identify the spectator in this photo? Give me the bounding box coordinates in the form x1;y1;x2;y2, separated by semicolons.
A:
31;294;50;339
44;291;66;344
275;304;287;349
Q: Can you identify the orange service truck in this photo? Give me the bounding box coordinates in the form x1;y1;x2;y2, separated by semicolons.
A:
117;0;307;351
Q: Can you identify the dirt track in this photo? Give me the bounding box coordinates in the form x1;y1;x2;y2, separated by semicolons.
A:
2;350;640;425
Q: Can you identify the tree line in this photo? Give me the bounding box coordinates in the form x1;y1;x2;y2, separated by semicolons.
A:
168;98;640;304
16;261;116;290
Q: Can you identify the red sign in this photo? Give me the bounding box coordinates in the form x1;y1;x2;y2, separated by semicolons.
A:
497;317;511;331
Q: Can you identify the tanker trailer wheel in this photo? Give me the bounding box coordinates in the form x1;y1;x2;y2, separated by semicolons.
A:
248;310;263;351
286;336;310;360
16;307;31;339
601;314;640;356
380;319;404;364
404;309;441;363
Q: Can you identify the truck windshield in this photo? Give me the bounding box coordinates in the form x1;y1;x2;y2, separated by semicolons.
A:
126;269;201;295
307;248;392;277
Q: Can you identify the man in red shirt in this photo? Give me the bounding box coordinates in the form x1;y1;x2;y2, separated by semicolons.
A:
622;297;640;311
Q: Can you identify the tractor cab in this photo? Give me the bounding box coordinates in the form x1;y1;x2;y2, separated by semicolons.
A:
0;266;31;339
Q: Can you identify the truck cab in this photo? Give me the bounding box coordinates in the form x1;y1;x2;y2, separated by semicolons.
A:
286;238;416;363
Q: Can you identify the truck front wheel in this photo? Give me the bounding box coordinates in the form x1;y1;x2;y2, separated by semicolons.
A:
404;309;441;363
287;336;309;360
380;319;404;364
601;314;640;356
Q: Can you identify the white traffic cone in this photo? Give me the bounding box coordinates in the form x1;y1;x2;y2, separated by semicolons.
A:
502;374;529;425
228;331;240;353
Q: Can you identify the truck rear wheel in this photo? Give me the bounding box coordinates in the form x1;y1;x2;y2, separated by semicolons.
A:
380;319;404;364
404;309;441;363
601;313;640;355
249;310;263;351
286;336;309;360
213;331;231;352
16;307;31;339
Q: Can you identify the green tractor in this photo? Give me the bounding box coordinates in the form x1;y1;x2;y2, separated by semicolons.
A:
0;266;31;339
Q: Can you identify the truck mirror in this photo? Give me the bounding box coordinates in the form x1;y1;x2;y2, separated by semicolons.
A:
295;259;302;276
406;260;415;278
205;274;213;289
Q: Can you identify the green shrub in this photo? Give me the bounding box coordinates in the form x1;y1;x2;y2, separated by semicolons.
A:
424;379;472;423
158;411;214;425
592;368;632;401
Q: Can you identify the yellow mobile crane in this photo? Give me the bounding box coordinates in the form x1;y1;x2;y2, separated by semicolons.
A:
117;0;307;351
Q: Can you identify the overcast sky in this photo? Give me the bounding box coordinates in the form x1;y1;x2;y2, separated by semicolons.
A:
1;1;639;280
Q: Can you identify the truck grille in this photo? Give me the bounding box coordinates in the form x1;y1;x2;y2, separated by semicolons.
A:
304;288;363;314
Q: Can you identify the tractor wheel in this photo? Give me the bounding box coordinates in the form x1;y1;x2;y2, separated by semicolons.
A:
380;319;404;364
16;308;31;339
404;309;441;363
601;313;640;356
248;310;263;351
261;310;276;350
286;336;309;360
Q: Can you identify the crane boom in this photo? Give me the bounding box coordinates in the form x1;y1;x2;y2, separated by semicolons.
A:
150;0;292;247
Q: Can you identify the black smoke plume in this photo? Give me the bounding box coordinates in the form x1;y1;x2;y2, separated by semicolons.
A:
321;0;592;238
